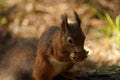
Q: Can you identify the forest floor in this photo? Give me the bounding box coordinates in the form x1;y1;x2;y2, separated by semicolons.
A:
0;0;120;80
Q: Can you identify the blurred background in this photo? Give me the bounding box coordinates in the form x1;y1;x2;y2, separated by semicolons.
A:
0;0;120;71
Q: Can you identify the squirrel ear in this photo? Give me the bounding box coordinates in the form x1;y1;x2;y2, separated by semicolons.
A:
73;11;81;27
61;14;69;34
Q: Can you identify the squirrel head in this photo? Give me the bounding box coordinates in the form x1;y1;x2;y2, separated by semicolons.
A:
55;11;88;62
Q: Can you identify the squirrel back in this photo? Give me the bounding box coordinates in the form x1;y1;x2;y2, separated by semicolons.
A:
37;26;59;55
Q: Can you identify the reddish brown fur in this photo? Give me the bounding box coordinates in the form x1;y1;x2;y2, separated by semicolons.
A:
33;11;88;80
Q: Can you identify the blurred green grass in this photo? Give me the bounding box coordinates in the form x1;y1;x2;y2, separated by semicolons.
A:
100;13;120;44
91;7;120;44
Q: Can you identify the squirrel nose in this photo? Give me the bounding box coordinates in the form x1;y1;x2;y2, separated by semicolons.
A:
79;49;89;55
84;50;89;55
73;48;88;55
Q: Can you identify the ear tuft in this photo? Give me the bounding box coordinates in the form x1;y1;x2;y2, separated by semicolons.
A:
73;11;81;26
61;14;68;34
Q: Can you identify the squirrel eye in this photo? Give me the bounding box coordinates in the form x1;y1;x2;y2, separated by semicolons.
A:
67;37;73;44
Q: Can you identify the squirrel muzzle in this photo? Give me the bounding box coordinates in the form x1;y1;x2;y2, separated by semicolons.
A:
70;49;88;62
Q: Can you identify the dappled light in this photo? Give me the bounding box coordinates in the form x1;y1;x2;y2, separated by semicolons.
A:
0;0;120;80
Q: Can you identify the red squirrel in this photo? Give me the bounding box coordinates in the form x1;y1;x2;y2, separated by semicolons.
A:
0;11;88;80
33;11;88;80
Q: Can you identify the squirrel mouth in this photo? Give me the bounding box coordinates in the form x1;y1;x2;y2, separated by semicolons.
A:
70;50;88;62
